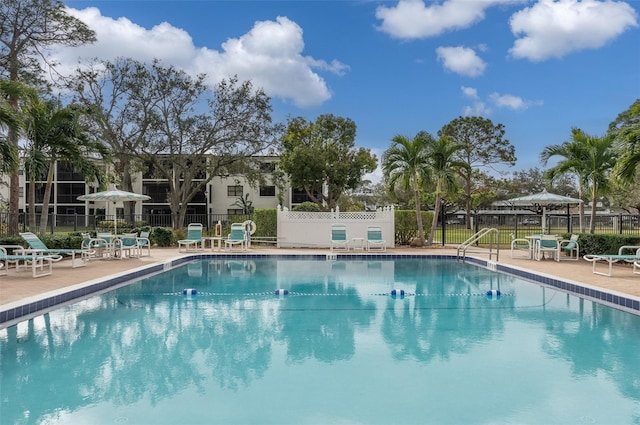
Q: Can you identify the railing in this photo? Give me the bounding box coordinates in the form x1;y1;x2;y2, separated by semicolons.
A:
0;212;251;236
456;228;500;262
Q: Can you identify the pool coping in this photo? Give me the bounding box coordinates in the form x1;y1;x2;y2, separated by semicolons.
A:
1;252;639;328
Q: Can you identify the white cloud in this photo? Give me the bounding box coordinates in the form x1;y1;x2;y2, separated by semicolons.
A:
489;92;543;110
461;86;491;115
50;8;347;108
461;87;542;115
436;46;486;77
463;101;491;116
509;0;638;61
461;86;479;99
376;0;522;39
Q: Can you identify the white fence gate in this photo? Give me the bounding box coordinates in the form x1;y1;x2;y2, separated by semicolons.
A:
276;206;395;249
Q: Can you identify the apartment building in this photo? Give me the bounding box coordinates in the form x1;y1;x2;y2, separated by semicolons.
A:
0;156;313;227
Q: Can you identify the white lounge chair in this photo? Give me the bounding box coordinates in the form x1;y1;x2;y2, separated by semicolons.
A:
583;245;640;276
330;224;349;252
225;223;247;251
366;227;386;251
19;231;90;268
178;224;204;252
0;245;55;278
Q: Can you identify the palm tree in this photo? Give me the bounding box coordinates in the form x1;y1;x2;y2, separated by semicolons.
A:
540;131;589;232
425;136;470;245
612;100;640;184
582;131;617;233
541;128;617;234
0;80;32;173
22;98;107;235
382;131;433;246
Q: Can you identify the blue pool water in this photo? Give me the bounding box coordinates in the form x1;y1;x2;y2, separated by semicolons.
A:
1;257;639;424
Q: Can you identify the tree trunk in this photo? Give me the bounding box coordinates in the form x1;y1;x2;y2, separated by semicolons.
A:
28;178;36;232
414;186;425;246
589;184;598;234
427;192;442;246
578;184;585;233
39;165;55;237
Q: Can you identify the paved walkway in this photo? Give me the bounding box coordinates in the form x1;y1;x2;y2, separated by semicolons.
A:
1;246;639;308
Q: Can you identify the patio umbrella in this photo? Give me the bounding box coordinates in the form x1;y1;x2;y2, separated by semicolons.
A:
78;189;150;233
508;189;582;233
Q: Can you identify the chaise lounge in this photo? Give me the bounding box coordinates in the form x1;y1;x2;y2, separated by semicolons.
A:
178;224;204;252
0;245;56;278
583;245;640;276
330;224;349;252
19;232;90;268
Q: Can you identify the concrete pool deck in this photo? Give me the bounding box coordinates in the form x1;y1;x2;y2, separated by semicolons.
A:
1;245;639;324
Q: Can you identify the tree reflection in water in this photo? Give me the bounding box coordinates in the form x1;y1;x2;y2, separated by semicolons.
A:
1;257;639;424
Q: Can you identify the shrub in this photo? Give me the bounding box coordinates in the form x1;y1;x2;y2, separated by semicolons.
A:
574;233;640;256
395;209;432;245
293;202;321;212
253;208;276;237
153;227;174;247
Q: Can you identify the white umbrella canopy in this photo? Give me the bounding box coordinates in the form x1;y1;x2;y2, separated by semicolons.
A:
78;189;151;233
508;189;583;233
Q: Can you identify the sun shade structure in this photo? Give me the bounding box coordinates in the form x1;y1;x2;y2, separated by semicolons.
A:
77;189;151;233
508;189;583;234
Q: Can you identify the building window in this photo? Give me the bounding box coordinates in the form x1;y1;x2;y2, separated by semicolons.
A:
227;185;243;197
260;162;276;172
227;209;244;215
57;183;85;203
292;188;318;204
260;185;276;197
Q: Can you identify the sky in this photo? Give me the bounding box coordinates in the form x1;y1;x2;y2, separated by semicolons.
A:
56;0;640;183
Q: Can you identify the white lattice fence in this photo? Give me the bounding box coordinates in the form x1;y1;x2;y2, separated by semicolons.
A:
276;206;395;249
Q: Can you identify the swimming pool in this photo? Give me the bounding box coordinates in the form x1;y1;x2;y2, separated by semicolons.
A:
1;256;639;424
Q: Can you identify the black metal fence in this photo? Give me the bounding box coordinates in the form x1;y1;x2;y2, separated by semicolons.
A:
0;212;251;237
1;211;639;244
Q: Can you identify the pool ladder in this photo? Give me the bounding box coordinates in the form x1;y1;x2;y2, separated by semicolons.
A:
456;228;500;262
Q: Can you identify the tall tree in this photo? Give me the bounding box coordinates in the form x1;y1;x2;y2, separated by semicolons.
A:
0;80;32;173
425;136;469;245
382;131;433;246
609;99;640;184
71;59;282;228
438;116;516;227
540;134;590;232
22;97;106;235
543;129;617;234
0;0;95;233
280;114;377;211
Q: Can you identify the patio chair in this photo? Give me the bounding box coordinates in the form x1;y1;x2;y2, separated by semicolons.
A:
559;234;579;260
510;233;530;259
583;245;640;276
137;230;151;257
178;224;204;252
19;232;90;268
80;233;108;260
0;245;55;278
225;223;247;251
118;233;141;259
366;226;386;252
535;235;560;262
330;223;349;252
